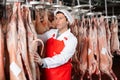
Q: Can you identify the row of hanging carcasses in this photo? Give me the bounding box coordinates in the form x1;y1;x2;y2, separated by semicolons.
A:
0;1;120;80
0;0;69;79
0;0;71;80
0;2;46;80
71;15;119;80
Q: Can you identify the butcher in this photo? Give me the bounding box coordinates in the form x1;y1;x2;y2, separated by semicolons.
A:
33;9;77;80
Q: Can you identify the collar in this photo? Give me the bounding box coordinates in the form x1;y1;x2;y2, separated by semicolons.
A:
56;29;71;40
56;29;71;35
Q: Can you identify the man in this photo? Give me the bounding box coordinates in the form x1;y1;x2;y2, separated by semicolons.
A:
33;9;77;80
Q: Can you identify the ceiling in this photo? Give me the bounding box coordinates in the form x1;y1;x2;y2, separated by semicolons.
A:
61;0;120;16
0;0;120;19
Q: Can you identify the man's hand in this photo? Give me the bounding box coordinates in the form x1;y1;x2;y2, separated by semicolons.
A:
33;52;42;66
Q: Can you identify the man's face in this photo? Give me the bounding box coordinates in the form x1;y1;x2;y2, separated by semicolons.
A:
55;13;68;30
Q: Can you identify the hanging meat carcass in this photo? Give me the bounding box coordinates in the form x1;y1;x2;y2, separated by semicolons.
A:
70;19;79;37
47;10;56;29
104;19;113;58
6;3;26;80
0;23;5;80
110;18;120;55
87;18;99;79
17;3;34;80
1;4;13;80
71;19;81;80
92;17;100;61
23;6;44;80
35;9;50;34
23;6;37;80
79;24;89;80
98;16;117;80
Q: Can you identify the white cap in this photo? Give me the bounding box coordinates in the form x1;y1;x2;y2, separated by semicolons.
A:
54;9;74;25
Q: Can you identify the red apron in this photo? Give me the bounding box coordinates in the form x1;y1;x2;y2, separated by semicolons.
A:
43;35;71;80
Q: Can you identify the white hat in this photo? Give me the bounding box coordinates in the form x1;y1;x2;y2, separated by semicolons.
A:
54;9;74;25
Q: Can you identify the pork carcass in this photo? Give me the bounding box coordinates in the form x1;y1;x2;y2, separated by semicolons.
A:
23;6;42;80
1;4;12;80
6;3;26;80
87;18;99;79
0;23;5;80
105;20;113;57
71;19;80;79
17;3;33;80
35;9;49;34
110;18;120;55
23;6;37;80
98;16;117;80
79;25;89;80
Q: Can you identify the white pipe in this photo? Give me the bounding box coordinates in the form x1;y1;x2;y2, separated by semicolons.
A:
105;0;108;16
89;0;92;12
77;0;80;5
105;0;108;22
56;0;59;4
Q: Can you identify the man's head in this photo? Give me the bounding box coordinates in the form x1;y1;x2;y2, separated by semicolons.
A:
54;9;74;25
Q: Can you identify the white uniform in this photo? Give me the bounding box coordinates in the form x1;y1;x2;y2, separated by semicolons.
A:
38;29;77;68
